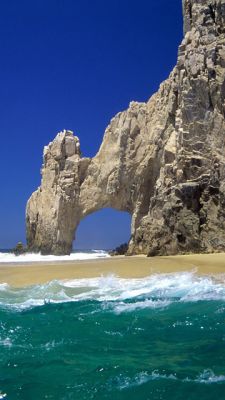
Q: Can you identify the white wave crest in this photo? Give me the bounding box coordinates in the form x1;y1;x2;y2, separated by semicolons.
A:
62;272;225;304
195;369;225;384
0;271;225;311
115;369;225;390
0;250;110;263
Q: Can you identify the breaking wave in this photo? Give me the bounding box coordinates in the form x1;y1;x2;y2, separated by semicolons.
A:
0;249;110;263
0;271;225;311
114;369;225;390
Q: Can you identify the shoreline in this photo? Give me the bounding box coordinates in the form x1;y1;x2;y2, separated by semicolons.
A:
0;253;225;287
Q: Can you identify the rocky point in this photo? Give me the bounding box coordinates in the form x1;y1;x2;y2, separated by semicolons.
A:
26;0;225;256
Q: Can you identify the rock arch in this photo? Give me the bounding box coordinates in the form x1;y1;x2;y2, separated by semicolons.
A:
26;100;159;255
26;0;225;256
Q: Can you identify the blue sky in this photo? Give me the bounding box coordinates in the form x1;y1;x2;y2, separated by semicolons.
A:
0;0;183;249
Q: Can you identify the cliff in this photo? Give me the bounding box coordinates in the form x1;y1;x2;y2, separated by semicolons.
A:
26;0;225;256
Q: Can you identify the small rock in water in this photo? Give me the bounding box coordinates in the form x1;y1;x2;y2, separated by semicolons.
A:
13;242;27;256
109;243;128;256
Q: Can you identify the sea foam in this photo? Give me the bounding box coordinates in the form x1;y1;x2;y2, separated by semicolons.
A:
0;250;110;263
114;369;225;390
0;271;225;311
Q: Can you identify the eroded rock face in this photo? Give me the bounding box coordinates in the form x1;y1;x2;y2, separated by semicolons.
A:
26;0;225;255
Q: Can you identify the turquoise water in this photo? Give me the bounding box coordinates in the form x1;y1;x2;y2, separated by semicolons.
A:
0;272;225;399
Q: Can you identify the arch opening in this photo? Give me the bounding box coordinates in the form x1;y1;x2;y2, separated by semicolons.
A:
73;208;131;251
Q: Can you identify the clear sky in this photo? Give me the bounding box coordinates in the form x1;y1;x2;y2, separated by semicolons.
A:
0;0;183;250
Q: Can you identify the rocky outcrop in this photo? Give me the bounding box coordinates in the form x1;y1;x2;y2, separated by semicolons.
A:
13;242;27;256
109;243;129;256
26;0;225;256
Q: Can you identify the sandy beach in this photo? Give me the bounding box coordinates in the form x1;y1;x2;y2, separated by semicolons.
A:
0;253;225;287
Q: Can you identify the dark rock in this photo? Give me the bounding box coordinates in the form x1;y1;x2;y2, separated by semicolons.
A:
109;243;128;256
13;242;27;256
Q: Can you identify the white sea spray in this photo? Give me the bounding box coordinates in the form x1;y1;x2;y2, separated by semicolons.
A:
0;250;110;263
0;271;225;311
114;369;225;390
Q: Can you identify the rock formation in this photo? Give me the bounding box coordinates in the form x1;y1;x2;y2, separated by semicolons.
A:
26;0;225;256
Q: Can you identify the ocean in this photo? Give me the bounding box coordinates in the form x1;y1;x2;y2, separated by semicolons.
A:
0;252;225;399
0;249;110;263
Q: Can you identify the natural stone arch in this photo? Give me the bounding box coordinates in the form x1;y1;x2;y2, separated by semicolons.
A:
26;100;158;255
27;0;225;256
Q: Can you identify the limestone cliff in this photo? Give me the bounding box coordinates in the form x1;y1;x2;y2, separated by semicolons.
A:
26;0;225;256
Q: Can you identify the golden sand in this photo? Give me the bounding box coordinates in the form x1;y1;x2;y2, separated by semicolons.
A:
0;253;225;287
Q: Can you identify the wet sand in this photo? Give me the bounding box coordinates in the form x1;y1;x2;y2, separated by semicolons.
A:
0;253;225;287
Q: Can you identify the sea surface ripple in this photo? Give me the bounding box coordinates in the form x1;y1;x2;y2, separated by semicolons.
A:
0;271;225;399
